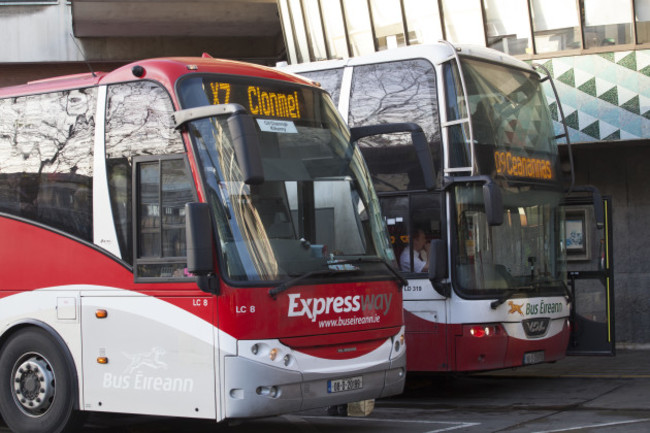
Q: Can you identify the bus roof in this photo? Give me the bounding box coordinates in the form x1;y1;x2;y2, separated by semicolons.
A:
279;42;534;74
0;55;314;99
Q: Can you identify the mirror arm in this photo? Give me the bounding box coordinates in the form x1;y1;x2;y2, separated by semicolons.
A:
197;274;219;295
443;175;503;226
350;122;436;190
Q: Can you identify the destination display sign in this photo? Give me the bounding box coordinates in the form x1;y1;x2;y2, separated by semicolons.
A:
205;80;304;120
494;150;554;181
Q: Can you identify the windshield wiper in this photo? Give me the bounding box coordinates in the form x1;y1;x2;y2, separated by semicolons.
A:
268;256;407;299
330;256;408;287
535;279;573;303
490;286;534;310
269;268;359;299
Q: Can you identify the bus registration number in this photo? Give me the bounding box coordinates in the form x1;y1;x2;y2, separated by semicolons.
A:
523;350;545;365
328;376;363;393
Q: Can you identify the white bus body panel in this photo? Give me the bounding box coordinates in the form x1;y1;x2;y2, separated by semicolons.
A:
80;293;217;419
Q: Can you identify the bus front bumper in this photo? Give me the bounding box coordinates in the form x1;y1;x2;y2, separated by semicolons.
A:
223;350;405;419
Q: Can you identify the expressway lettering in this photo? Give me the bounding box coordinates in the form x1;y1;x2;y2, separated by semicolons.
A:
287;293;393;322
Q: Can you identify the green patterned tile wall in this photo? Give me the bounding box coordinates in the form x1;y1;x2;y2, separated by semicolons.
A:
536;50;650;143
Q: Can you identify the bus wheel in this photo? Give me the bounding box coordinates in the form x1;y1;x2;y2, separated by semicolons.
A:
0;327;84;433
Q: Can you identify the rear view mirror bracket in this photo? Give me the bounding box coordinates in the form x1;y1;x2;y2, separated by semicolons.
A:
350;122;436;190
443;175;503;226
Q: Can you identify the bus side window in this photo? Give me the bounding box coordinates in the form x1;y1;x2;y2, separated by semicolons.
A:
443;61;471;168
105;81;186;266
0;89;95;242
348;59;443;190
299;68;344;108
133;156;197;280
381;195;409;269
382;192;443;273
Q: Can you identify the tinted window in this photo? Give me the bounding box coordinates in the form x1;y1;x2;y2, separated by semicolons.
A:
135;156;196;279
105;81;185;264
349;59;442;190
382;193;443;274
0;88;96;241
299;68;344;107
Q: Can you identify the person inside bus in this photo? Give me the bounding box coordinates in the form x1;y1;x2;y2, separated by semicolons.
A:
400;228;431;273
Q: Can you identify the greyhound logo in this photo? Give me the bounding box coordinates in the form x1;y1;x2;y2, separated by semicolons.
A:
123;347;168;374
508;300;524;316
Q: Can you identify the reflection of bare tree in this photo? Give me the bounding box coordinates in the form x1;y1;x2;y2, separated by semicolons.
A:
300;69;344;107
346;59;443;189
0;88;97;240
106;82;184;160
349;60;439;142
0;88;96;176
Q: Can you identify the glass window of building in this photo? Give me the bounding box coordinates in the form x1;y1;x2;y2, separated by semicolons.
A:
302;0;328;60
369;0;406;50
342;0;376;56
583;0;633;48
321;0;349;59
483;0;532;55
637;0;650;44
403;0;444;45
530;0;581;53
442;0;486;45
288;0;312;62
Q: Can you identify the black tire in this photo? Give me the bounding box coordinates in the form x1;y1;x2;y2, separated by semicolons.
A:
0;327;85;433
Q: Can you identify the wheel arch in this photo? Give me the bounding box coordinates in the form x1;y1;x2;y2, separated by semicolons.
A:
0;320;81;411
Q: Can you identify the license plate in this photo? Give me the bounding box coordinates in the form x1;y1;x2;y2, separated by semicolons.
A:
523;350;545;365
328;376;363;393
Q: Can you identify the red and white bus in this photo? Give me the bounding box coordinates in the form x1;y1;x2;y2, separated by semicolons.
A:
0;56;408;432
281;42;577;373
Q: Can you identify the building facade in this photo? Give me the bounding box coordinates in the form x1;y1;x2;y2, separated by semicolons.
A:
0;0;285;87
277;0;650;348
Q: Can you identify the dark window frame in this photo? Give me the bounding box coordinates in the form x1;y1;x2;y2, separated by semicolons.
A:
132;154;197;283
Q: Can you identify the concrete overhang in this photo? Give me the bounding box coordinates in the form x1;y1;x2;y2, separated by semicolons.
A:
71;0;282;38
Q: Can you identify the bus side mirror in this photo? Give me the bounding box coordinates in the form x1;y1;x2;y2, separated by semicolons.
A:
228;112;265;185
443;176;503;226
173;104;264;185
483;181;503;226
428;239;450;297
186;202;218;294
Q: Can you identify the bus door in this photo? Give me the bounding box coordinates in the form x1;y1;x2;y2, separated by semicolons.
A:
562;194;615;355
380;192;449;371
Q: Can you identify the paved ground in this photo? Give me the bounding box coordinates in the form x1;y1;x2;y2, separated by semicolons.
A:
2;350;649;432
481;349;650;379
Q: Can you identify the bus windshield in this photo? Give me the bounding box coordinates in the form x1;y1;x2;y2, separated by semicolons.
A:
449;57;566;297
177;75;392;282
454;183;566;297
461;57;559;176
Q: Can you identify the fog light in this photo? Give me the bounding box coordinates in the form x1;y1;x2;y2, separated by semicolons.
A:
251;344;259;355
283;354;291;366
